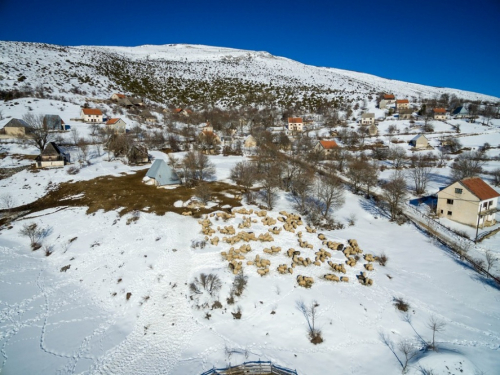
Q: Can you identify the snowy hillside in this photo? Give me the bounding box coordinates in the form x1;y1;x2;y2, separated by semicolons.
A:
0;41;498;109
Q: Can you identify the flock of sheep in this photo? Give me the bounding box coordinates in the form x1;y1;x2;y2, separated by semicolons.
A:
198;208;376;287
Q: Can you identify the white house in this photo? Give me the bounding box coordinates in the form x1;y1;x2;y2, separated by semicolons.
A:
361;113;375;125
105;118;126;134
437;177;499;228
433;108;447;120
379;94;396;109
81;108;103;123
409;134;429;149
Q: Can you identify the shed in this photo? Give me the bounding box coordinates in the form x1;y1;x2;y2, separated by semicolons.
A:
144;159;179;186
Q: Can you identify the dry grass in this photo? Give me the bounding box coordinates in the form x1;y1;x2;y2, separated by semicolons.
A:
6;170;244;221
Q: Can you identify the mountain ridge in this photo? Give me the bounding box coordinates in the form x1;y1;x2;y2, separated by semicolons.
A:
0;41;497;110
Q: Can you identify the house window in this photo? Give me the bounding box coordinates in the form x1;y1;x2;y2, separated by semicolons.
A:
447;199;454;205
440;210;443;214
455;188;463;194
447;211;452;216
483;202;488;208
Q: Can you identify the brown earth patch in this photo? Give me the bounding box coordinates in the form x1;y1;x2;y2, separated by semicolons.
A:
3;170;244;223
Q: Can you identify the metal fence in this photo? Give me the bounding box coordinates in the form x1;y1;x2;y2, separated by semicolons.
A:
200;360;298;375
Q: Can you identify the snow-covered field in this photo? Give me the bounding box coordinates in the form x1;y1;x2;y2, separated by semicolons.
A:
1;184;499;375
1;41;500;375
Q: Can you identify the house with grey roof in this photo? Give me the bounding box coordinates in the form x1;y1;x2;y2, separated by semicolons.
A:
143;159;179;186
43;115;64;131
35;142;69;168
2;118;31;137
409;134;429;149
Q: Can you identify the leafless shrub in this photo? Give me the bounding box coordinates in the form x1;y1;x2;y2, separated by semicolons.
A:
394;297;410;312
67;166;80;175
378;253;389;266
19;222;48;250
231;306;242;319
232;273;248;297
126;292;132;301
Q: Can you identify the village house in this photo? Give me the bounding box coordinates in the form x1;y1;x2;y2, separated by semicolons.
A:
433;108;447;120
409;134;429;149
398;108;413;120
81;108;103;123
452;106;469;119
314;140;338;156
35;142;69;168
436;177;499;228
244;134;257;148
105;118;127;134
2;118;30;137
396;99;410;111
43;114;64;131
379;94;396;109
287;117;304;132
172;108;192;117
141;110;157;124
129;98;144;107
361;113;375;125
111;93;126;101
143;159;179;187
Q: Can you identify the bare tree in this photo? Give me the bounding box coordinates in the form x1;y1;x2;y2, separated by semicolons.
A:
382;172;408;221
22;112;51;153
427;315;446;351
484;250;498;276
195;183;212;204
291;167;315;213
77;137;89;164
258;162;282;209
1;193;15;213
182;151;215;183
397;340;418;374
408;153;434;195
389;146;407;169
230;161;256;197
450;151;484;181
443;137;462;153
70;127;80;146
314;173;345;219
296;300;323;344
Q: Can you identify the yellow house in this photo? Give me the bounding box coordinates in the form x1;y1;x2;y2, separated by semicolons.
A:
287;117;303;132
436;177;499;227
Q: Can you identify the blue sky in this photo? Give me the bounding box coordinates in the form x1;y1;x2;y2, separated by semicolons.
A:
1;0;499;98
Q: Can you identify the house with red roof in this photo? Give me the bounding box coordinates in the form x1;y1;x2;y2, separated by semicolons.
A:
314;140;339;156
111;93;126;101
433;108;447;120
437;177;499;227
396;99;410;111
81;108;103;123
379;94;396;109
105;118;126;134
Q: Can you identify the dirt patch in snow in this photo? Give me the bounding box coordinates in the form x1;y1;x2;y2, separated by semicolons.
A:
5;170;244;220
